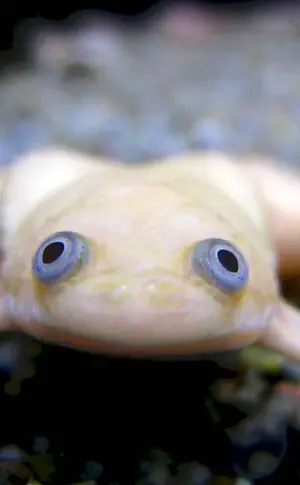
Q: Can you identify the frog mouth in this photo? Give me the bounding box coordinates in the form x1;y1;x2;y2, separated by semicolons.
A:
21;318;260;359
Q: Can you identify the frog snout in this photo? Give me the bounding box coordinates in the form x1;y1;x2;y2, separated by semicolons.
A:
141;278;187;309
84;275;191;311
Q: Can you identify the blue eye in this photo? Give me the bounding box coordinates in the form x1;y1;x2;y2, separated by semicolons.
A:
32;231;90;285
191;238;249;294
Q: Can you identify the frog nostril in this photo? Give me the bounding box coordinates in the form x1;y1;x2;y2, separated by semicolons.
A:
143;279;185;309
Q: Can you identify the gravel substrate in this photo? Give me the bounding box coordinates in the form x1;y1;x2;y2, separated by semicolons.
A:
1;5;300;168
2;4;300;485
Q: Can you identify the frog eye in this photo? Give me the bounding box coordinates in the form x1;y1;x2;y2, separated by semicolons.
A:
32;231;90;285
191;238;249;294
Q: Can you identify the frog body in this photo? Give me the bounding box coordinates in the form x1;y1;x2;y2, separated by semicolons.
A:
1;149;300;361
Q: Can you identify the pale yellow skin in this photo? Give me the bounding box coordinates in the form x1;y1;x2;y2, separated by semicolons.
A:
1;148;300;360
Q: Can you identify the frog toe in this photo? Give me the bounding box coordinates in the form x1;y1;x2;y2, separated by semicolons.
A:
260;301;300;364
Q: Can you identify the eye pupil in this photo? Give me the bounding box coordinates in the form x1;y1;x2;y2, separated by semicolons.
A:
217;249;239;273
42;242;65;264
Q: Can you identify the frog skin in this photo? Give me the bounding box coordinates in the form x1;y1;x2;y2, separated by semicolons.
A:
1;148;300;361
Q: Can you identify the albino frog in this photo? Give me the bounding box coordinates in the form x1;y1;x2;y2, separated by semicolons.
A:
1;148;300;360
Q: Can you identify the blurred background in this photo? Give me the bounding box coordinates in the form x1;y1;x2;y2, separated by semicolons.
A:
2;0;300;167
1;0;294;47
2;2;300;485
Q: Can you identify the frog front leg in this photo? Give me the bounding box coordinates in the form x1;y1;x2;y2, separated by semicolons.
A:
244;160;300;362
260;301;300;364
0;280;7;331
243;159;300;279
0;170;10;332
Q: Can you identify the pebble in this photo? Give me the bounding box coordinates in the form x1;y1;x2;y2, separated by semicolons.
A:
171;462;212;485
80;460;103;481
240;347;284;374
235;479;253;485
0;445;25;462
247;451;280;476
138;449;172;485
230;429;287;480
211;370;269;414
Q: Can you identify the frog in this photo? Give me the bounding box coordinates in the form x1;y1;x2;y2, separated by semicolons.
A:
1;148;300;360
